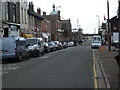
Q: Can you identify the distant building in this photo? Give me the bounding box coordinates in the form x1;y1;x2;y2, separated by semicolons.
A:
41;19;51;42
42;4;62;41
110;16;118;32
61;19;72;41
27;2;44;38
36;8;51;41
101;16;119;44
101;23;107;44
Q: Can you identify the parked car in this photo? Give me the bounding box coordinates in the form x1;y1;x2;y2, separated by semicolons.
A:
67;41;75;47
59;42;64;49
26;38;44;57
48;42;56;52
52;41;62;50
43;42;50;53
62;42;68;48
1;37;30;62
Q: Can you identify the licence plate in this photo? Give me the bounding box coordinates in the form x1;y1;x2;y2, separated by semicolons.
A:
0;50;2;53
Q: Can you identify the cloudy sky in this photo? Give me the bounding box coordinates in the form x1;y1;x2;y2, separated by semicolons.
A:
29;0;118;34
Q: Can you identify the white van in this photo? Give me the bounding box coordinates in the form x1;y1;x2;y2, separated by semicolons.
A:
91;35;102;48
26;38;44;57
1;37;30;62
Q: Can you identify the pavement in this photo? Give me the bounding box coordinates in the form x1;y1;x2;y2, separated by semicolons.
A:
94;45;120;88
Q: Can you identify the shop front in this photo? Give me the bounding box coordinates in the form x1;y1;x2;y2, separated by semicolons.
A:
3;22;20;37
42;32;51;42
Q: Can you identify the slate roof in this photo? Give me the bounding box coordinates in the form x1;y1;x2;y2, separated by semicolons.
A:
27;9;44;20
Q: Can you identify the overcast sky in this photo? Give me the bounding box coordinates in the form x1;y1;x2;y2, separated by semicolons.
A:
29;0;118;34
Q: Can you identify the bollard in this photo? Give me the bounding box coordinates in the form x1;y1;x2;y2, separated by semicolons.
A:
115;53;120;67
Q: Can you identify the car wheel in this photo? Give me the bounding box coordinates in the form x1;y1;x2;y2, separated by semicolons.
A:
26;53;30;60
17;54;22;62
41;52;44;56
36;51;40;57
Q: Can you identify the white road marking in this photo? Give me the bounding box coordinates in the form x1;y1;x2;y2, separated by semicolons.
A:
39;56;49;59
2;64;20;75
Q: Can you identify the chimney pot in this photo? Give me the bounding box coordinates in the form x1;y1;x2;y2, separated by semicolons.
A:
37;8;41;15
43;11;46;16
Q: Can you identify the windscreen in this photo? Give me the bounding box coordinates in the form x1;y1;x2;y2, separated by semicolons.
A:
26;39;37;45
92;37;101;43
16;40;26;46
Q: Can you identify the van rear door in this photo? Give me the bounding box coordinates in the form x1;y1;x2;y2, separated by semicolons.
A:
16;40;28;57
2;37;16;54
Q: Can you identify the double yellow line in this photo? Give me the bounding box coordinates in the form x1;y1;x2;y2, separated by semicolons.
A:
93;50;98;89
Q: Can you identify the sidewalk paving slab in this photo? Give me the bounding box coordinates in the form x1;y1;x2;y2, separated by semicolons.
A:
95;46;119;88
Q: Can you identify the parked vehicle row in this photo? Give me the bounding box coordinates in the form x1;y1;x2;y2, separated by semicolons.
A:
0;37;76;63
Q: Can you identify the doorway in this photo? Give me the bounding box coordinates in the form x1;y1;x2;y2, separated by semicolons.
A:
3;28;9;37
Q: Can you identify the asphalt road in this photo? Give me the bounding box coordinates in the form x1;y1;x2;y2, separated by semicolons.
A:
2;40;94;88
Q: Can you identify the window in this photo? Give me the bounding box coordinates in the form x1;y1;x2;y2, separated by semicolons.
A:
24;9;26;24
21;7;23;23
5;2;8;20
26;39;37;45
13;3;16;22
16;40;26;46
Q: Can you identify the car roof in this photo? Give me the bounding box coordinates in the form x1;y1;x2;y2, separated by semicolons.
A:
15;37;25;41
1;37;25;41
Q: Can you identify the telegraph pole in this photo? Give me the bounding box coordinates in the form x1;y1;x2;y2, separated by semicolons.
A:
107;0;111;51
118;0;120;51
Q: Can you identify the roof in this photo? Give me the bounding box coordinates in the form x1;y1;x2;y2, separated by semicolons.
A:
50;11;58;15
27;10;44;20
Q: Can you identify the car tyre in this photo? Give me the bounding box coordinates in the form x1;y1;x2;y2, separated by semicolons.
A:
26;53;30;60
17;54;22;62
41;52;44;56
36;51;40;57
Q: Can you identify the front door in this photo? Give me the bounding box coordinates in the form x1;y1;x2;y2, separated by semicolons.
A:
3;28;9;37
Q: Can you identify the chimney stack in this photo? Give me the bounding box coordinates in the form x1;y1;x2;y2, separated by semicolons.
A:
29;2;31;10
31;2;34;12
58;11;61;20
37;8;41;15
29;2;34;12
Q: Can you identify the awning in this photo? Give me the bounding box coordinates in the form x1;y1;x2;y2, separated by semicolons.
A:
42;33;51;38
4;22;21;26
23;34;33;38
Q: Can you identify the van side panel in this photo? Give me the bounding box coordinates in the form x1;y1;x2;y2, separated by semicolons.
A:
2;38;16;54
